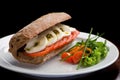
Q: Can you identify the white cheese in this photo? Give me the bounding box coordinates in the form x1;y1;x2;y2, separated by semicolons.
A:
24;24;76;53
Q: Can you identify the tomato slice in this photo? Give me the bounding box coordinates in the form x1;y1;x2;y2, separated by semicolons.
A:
61;52;73;63
53;37;67;49
61;51;83;64
72;51;83;64
72;30;80;39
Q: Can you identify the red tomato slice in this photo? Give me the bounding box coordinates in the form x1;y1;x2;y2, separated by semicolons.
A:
61;52;73;63
72;30;80;39
66;34;73;43
72;51;83;64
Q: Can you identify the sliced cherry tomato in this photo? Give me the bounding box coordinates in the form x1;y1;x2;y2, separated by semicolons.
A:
61;52;73;63
72;51;83;64
61;51;83;64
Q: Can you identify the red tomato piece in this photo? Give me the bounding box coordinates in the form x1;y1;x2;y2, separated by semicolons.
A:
61;52;73;63
72;51;83;64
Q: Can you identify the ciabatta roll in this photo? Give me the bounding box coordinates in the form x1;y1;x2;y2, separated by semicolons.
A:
9;12;80;64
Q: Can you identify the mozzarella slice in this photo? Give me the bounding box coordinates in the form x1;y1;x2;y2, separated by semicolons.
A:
46;31;57;46
25;36;48;53
58;24;71;36
24;36;38;50
52;27;64;40
70;27;76;31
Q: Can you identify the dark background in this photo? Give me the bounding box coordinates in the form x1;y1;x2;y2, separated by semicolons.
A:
0;0;119;42
0;0;120;80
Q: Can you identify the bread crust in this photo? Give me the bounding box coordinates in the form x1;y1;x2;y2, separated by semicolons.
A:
9;12;71;64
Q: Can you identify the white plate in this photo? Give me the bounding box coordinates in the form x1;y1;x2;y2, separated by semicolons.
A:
0;32;119;77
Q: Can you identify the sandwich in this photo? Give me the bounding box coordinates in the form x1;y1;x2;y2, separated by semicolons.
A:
9;12;80;64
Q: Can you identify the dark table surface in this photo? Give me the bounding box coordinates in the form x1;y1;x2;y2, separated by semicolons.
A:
0;1;120;80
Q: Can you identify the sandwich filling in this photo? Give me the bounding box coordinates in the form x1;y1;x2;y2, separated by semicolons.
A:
24;24;79;57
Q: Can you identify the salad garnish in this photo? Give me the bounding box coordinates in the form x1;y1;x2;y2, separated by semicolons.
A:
60;28;109;70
